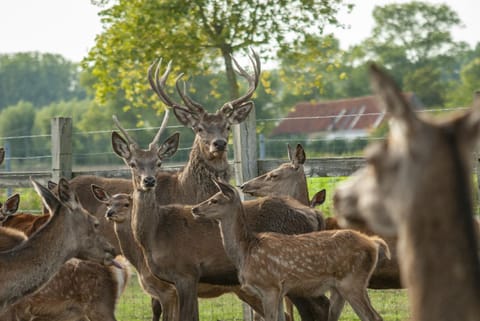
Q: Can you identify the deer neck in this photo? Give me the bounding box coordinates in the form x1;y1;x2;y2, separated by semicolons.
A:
398;135;480;321
179;139;230;202
130;188;160;250
218;201;257;269
292;177;310;206
0;207;78;309
113;219;147;273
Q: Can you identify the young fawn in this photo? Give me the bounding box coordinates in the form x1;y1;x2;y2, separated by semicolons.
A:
192;179;389;321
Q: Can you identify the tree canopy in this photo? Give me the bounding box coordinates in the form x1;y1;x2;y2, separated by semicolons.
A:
85;0;352;113
0;52;86;110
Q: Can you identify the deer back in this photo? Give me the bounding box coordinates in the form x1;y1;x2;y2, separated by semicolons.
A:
1;257;130;321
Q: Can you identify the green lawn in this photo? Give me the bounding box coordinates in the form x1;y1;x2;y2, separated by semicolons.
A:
116;273;410;321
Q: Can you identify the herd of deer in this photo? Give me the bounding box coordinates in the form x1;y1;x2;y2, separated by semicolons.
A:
0;49;479;321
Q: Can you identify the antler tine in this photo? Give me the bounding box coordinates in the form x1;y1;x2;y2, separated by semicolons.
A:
149;108;170;149
174;73;205;114
112;115;137;147
224;48;261;108
148;58;185;109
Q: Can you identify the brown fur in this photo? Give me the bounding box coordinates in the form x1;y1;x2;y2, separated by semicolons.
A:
0;178;116;312
333;64;480;321
0;226;26;251
192;180;387;321
0;257;129;321
0;195;127;321
113;83;329;320
242;143;402;289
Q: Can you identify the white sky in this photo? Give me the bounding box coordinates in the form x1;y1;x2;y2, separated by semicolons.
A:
0;0;478;63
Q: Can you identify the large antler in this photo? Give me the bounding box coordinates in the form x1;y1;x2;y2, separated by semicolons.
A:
148;59;203;113
221;48;261;111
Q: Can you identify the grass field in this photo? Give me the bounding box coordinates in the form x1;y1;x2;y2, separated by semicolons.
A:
116;272;410;321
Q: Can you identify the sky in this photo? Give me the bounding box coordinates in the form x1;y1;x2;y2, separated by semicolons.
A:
0;0;478;63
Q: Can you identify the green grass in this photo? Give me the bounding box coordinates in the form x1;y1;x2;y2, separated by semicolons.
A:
116;273;410;321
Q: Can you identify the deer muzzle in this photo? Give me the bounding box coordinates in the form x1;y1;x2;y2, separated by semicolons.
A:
142;176;156;189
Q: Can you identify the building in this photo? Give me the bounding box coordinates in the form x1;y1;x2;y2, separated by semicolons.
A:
270;93;422;140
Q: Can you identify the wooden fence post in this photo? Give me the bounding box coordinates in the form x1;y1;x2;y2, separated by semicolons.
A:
232;109;258;321
233;109;258;186
51;117;72;182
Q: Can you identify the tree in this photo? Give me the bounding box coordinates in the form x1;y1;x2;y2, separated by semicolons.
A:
86;0;352;112
352;1;465;106
0;101;36;164
0;52;86;110
445;56;480;107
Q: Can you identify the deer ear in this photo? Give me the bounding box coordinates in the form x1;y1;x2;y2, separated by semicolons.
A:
47;180;57;191
294;144;306;167
225;102;253;125
31;178;60;214
91;184;110;203
4;194;20;215
111;131;131;160
214;179;236;199
0;147;4;165
369;63;419;138
158;132;180;159
310;189;326;208
173;106;200;127
57;178;80;210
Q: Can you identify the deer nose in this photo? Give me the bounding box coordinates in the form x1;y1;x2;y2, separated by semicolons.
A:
213;140;227;151
143;176;156;188
105;209;115;218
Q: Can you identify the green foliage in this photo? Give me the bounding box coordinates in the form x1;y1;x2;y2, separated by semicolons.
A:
0;102;36;161
446;56;480;107
85;0;352;116
351;1;465;107
0;52;86;110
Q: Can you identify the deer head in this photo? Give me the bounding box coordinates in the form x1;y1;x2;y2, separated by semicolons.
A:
333;64;480;236
241;144;307;199
111;110;180;191
91;184;131;224
191;178;240;221
32;178;118;266
148;49;261;161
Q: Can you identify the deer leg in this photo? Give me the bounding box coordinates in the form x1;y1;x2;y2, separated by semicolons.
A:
175;278;199;321
151;297;162;321
86;301;117;321
287;295;329;321
284;297;294;321
260;288;283;321
338;287;382;321
328;288;346;321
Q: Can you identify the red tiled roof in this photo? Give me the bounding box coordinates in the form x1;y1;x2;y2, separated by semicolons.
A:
271;93;418;136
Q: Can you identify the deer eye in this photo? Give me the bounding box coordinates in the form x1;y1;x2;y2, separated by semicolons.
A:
157;162;162;168
129;162;137;169
226;125;231;131
124;203;129;208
